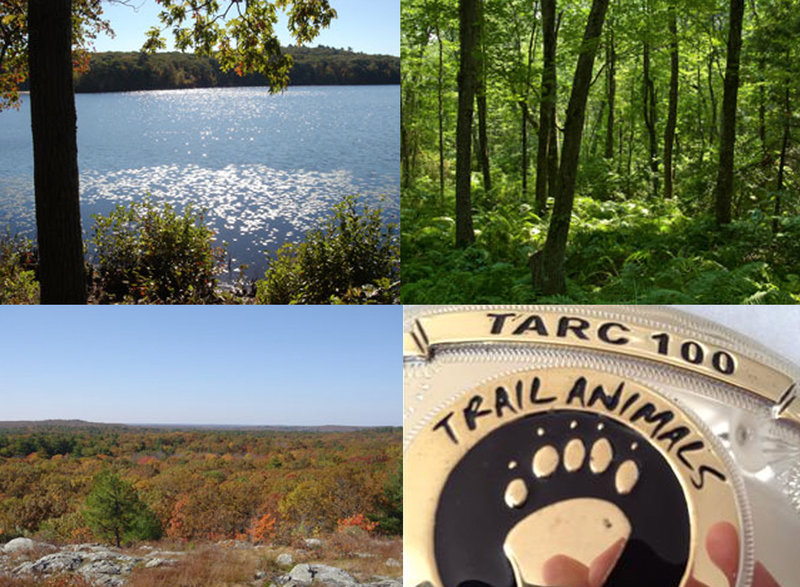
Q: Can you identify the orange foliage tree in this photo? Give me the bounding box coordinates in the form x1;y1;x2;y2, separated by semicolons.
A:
337;513;378;533
247;513;277;544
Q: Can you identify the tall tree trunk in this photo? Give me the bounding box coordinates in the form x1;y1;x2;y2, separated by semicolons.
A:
773;85;791;234
663;2;679;199
758;74;766;156
696;65;707;164
400;101;411;189
588;100;606;158
437;21;445;203
604;23;616;160
535;0;557;213
643;39;659;197
714;0;745;225
707;54;718;143
475;0;491;194
531;0;610;295
455;0;478;247
28;0;87;304
521;102;529;198
548;113;559;204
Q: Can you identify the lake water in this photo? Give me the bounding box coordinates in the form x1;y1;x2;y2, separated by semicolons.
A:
0;85;399;278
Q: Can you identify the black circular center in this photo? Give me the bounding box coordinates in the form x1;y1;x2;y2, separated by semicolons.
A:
434;410;690;587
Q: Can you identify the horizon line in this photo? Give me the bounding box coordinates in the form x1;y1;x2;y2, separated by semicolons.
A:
0;419;400;429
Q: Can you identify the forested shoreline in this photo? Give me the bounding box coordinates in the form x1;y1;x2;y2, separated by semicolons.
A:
402;0;800;304
19;46;400;94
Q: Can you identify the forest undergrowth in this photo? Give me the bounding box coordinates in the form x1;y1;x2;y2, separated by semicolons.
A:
403;176;800;304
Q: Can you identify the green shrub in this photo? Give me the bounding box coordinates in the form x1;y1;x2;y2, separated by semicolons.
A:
84;470;162;547
91;199;224;303
0;232;38;304
256;196;399;304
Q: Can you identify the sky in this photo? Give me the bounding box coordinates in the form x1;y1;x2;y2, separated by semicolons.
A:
95;0;399;56
0;306;400;427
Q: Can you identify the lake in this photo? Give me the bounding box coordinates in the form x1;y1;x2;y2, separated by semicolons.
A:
0;85;399;278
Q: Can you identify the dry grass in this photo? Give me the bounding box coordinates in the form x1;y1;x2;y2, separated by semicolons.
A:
128;533;401;586
128;545;257;587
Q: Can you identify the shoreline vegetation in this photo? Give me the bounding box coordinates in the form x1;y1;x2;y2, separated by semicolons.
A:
13;47;400;95
1;195;399;305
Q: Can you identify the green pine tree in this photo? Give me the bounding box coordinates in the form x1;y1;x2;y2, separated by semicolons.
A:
83;470;161;547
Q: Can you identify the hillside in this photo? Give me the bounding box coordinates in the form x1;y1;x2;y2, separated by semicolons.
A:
69;47;400;93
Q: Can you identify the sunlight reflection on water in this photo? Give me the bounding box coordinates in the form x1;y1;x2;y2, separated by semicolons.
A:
0;86;399;278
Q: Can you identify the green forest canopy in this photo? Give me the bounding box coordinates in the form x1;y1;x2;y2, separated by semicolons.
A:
55;46;398;93
401;0;800;304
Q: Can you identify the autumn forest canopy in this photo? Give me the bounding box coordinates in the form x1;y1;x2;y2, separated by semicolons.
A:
401;0;800;304
0;423;402;545
18;47;399;94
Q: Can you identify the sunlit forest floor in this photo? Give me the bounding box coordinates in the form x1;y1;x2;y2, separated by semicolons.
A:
402;182;800;304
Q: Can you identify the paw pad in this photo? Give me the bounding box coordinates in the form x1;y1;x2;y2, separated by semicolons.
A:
503;428;640;509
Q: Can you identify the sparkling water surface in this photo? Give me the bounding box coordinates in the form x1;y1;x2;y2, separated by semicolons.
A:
0;85;399;278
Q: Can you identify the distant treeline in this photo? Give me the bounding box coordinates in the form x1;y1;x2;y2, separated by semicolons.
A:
66;46;399;93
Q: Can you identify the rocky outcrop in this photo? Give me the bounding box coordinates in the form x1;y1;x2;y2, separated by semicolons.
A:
2;538;37;554
1;540;400;587
274;563;401;587
275;552;294;567
0;541;180;586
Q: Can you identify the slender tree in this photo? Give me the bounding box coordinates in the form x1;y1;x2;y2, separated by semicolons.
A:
642;37;659;197
455;0;478;247
28;0;87;303
436;14;446;202
714;0;745;225
532;0;610;294
604;19;616;160
663;1;679;199
475;0;491;194
535;0;557;214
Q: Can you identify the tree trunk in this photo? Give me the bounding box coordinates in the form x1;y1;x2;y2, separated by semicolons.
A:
28;0;87;304
455;0;478;247
714;0;745;225
548;113;559;204
437;22;445;203
663;2;678;199
643;39;659;197
696;65;707;164
588;100;606;158
708;55;718;143
535;0;557;213
475;0;491;195
521;102;529;198
604;23;616;160
773;85;791;234
532;0;610;295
